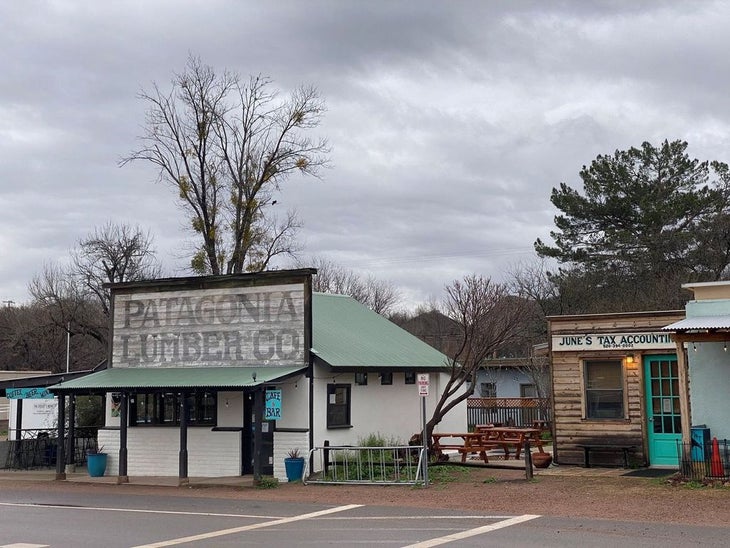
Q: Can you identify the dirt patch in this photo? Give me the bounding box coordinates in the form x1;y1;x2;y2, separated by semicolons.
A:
2;466;728;526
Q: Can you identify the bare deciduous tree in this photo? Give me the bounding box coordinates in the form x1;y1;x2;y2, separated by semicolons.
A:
0;301;103;373
72;222;162;315
29;223;160;351
426;275;531;441
122;55;329;275
304;256;401;315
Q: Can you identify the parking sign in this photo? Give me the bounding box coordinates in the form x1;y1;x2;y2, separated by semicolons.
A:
417;373;430;396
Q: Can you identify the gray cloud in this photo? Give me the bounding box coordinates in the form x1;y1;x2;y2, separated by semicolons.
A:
2;0;730;309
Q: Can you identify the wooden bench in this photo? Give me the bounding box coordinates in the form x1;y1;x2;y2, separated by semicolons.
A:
576;443;636;468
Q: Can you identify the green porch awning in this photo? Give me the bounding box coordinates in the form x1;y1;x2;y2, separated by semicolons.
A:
47;366;307;393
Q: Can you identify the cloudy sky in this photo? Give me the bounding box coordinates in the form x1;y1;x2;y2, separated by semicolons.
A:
3;0;730;310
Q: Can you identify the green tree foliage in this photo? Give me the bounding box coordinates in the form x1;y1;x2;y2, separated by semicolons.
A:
535;140;730;312
123;55;329;275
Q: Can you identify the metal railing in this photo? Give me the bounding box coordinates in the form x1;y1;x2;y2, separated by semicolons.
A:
678;439;730;481
1;428;99;470
304;444;427;486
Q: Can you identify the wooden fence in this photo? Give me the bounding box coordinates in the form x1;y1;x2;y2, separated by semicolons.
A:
467;397;551;430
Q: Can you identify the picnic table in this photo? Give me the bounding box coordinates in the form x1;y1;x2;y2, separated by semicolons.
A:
474;425;546;460
431;426;547;463
431;432;501;463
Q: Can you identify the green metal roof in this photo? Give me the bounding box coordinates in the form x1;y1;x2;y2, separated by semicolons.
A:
49;366;305;393
311;292;450;369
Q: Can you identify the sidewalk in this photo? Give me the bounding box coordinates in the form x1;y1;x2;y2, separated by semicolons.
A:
0;468;256;488
0;459;629;487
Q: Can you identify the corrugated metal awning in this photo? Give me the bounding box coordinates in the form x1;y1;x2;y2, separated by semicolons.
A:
47;366;306;393
663;315;730;332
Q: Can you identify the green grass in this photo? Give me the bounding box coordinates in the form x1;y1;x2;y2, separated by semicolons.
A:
428;465;471;484
255;476;279;489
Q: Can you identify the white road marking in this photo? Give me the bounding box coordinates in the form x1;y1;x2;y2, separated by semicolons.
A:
321;515;518;520
0;501;280;520
131;504;363;547
1;544;49;548
402;514;541;547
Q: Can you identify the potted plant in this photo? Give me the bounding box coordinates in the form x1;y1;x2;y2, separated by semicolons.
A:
86;445;108;477
531;452;553;468
284;448;306;482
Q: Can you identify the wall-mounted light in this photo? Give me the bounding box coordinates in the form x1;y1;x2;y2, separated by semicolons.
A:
724;342;727;352
693;343;697;352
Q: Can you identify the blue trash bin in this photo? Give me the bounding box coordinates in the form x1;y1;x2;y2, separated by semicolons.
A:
691;425;710;461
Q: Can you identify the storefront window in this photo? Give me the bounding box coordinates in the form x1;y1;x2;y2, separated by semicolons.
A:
584;360;624;419
327;384;351;428
130;392;217;426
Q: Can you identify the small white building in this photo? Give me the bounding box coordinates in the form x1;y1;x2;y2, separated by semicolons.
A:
50;270;464;482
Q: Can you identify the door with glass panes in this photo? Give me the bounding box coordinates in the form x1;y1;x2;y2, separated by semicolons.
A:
644;354;681;466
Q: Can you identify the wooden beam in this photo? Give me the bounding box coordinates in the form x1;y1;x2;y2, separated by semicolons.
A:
674;342;692;448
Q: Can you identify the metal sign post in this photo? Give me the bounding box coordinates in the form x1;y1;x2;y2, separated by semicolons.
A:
418;373;430;486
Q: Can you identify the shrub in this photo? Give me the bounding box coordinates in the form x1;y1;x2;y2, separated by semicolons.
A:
358;432;402;447
255;476;279;489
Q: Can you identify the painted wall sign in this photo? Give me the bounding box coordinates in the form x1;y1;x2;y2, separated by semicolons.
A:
552;332;674;351
111;283;306;368
6;387;54;399
265;389;282;420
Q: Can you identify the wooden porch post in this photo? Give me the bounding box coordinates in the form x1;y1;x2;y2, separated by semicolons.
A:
65;395;76;473
674;337;692;448
253;388;264;482
179;392;189;484
55;394;66;480
118;392;129;483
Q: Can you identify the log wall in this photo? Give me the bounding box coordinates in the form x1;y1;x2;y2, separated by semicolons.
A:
549;311;684;466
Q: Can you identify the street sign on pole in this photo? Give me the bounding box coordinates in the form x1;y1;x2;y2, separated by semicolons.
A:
418;373;430;486
417;373;430;397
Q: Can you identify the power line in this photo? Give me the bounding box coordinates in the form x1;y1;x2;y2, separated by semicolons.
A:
340;247;535;269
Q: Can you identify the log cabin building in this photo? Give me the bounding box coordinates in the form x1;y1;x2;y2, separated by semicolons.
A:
548;310;685;468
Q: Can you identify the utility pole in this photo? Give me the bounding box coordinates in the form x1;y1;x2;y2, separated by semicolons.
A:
66;322;71;373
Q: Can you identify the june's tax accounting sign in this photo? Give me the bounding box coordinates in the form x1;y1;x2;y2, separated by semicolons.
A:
417;373;430;396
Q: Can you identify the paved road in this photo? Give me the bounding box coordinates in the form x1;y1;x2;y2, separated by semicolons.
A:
0;485;727;547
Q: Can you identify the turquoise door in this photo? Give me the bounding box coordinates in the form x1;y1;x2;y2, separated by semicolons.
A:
644;355;681;466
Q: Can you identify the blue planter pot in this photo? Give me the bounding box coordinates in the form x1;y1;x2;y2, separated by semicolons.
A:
284;457;305;482
87;453;108;477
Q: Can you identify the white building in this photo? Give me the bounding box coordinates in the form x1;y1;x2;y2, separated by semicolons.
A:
50;270;465;482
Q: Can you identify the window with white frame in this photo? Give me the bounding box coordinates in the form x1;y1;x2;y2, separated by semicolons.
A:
520;384;537;398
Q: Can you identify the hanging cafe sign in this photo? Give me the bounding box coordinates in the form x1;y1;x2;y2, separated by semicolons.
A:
552;332;674;351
